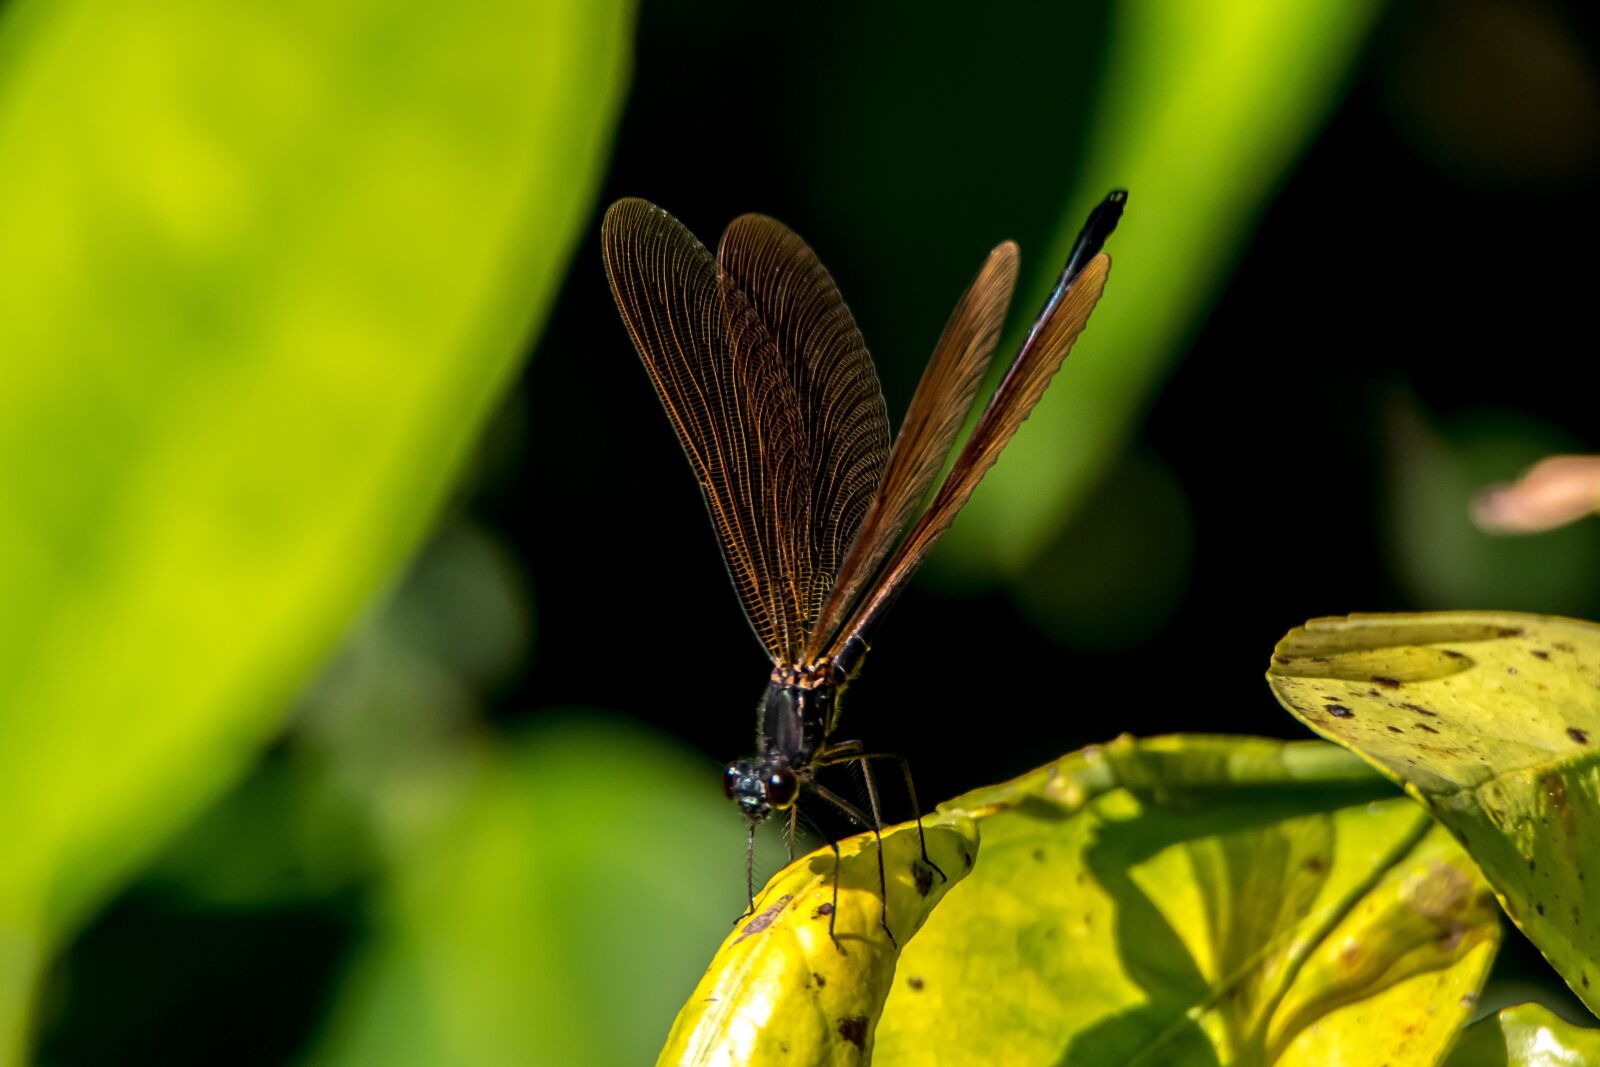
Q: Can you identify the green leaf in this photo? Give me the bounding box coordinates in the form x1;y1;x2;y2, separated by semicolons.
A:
307;718;754;1067
660;736;1500;1066
1268;612;1600;1016
947;0;1386;574
1446;1002;1600;1066
0;0;632;1056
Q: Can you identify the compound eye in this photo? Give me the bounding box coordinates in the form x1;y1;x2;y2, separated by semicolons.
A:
723;764;742;799
765;767;798;809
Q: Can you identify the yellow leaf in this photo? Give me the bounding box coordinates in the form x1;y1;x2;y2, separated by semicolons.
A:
658;814;977;1066
1446;1001;1600;1065
877;736;1498;1066
662;736;1501;1066
1269;611;1600;1015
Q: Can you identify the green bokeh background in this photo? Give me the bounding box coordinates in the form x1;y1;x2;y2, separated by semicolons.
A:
2;0;1596;1062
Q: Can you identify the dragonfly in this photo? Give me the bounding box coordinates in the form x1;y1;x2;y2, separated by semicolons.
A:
601;190;1124;943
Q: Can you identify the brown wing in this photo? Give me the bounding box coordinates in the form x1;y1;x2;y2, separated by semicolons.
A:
716;214;890;657
601;198;809;661
825;252;1113;654
804;241;1019;662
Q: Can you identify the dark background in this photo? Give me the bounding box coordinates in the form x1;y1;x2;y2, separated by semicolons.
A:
513;0;1600;794
39;0;1600;1062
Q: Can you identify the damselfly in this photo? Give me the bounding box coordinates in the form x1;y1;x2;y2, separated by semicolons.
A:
602;191;1124;942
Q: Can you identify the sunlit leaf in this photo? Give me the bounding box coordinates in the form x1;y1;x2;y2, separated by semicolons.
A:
948;0;1385;573
873;736;1499;1067
0;0;632;1056
1268;612;1600;1015
661;736;1498;1066
1445;1002;1600;1066
659;812;977;1066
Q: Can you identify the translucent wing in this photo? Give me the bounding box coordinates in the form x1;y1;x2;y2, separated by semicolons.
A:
829;250;1114;654
716;214;891;657
804;241;1019;663
601;198;809;661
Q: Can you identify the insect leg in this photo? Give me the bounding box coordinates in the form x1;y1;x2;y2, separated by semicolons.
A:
828;838;842;945
806;780;896;947
815;747;946;883
786;800;845;945
741;821;757;921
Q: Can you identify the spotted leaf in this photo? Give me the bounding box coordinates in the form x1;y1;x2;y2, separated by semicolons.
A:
1269;612;1600;1014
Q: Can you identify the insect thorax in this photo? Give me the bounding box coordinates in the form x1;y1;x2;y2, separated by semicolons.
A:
758;663;840;767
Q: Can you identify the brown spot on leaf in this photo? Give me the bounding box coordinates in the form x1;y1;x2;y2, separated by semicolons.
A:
1032;848;1046;862
1498;627;1525;637
1305;857;1327;874
814;972;826;988
1408;861;1477;953
1541;772;1570;814
1508;667;1519;675
837;1016;868;1049
1325;703;1354;718
907;976;925;992
1372;675;1401;689
1416;723;1439;734
1537;902;1546;916
1532;650;1551;660
1402;702;1439;717
1443;649;1466;658
914;862;934;897
812;902;834;920
1529;858;1537;871
1568;727;1590;745
1387;726;1404;733
734;895;793;943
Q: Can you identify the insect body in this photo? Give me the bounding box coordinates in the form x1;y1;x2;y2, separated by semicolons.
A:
602;191;1124;942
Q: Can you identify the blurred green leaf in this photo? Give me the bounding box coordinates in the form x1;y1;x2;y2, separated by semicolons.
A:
1268;612;1600;1016
0;0;632;1056
1446;1002;1600;1066
137;749;379;910
309;717;746;1067
947;0;1384;574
